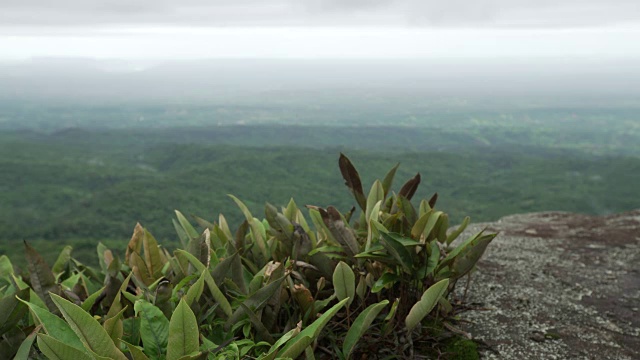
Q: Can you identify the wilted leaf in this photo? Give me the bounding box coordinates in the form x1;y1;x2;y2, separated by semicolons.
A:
405;279;449;332
320;206;360;257
338;153;367;210
428;192;438;209
24;241;60;313
398;173;421;201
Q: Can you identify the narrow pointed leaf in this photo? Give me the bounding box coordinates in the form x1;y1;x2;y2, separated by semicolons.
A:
338;153;367;210
381;163;400;199
405;279;449;332
450;233;497;280
122;340;150;360
50;293;127;360
379;232;414;273
224;276;285;330
175;210;200;239
428;192;438;208
36;334;92;360
365;180;384;222
184;270;206;306
398;173;421;200
343;300;389;359
143;230;164;279
174;250;232;317
278;298;349;359
18;298;84;351
0;288;29;336
24;241;59;312
446;216;471;245
13;325;39;360
104;306;127;346
52;246;72;277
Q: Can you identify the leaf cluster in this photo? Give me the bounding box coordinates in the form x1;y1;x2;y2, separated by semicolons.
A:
0;154;496;359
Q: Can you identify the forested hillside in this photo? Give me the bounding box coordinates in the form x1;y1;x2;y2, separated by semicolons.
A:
2;126;638;265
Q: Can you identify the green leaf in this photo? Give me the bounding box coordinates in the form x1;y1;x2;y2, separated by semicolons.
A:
365;180;384;222
0;255;14;280
167;299;200;360
104;306;127;346
224;276;285;330
371;272;400;293
0;288;29;336
50;293;128;360
410;210;433;240
122;340;150;360
446;216;471;245
381;163;400;199
36;333;92;360
24;241;60;313
450;233;496;280
343;300;389;359
52;246;73;277
437;230;496;274
184;270;206;306
379;232;414;274
332;261;355;307
338;153;367;210
175;210;200;240
18;297;85;351
405;279;449;332
13;325;38;360
278;298;349;359
229;195;269;261
81;286;105;312
143;230;165;279
135;300;169;360
174;250;232;317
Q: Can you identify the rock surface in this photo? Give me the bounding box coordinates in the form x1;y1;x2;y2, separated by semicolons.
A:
457;210;640;360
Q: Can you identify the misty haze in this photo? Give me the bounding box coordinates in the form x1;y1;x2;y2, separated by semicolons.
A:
0;1;639;358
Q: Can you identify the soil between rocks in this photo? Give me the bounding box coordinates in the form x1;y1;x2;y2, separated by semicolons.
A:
456;210;640;360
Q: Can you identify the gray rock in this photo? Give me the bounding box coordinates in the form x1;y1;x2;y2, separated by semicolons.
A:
456;210;640;360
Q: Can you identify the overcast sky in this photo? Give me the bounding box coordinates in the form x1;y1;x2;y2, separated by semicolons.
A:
1;0;640;60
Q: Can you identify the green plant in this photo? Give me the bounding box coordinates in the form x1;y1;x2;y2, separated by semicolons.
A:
0;154;495;359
